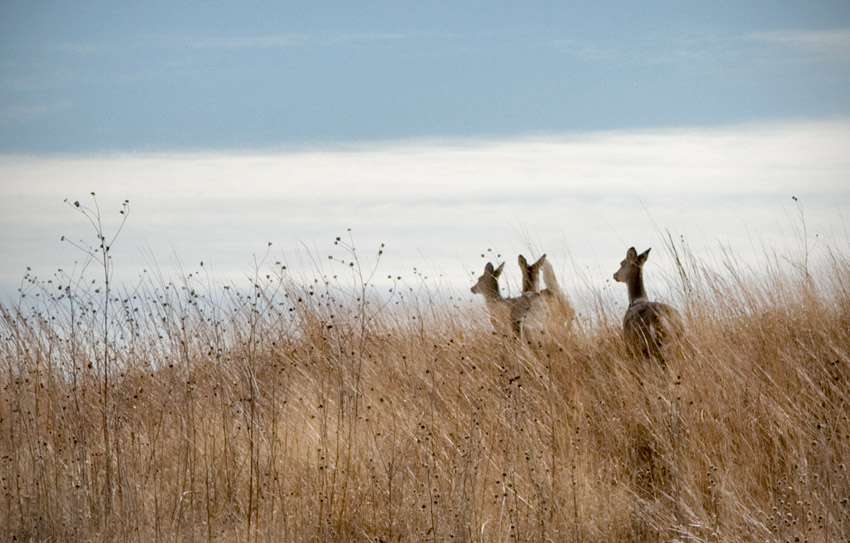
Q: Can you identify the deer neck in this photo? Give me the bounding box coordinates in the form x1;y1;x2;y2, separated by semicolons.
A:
627;268;648;305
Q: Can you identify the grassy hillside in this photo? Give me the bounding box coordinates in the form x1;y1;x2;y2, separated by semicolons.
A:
1;234;849;542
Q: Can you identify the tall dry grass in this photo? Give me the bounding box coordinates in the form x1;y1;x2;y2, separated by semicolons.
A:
1;225;849;542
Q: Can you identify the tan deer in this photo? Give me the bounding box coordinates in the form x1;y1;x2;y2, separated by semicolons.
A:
613;247;683;363
472;256;575;338
518;254;547;293
519;254;575;327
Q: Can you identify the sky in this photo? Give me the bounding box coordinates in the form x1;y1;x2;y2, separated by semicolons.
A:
2;1;850;151
1;2;849;304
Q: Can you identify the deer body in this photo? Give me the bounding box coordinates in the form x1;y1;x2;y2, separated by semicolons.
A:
614;247;683;361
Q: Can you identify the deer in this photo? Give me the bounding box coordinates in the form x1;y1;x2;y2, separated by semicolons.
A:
472;256;575;339
613;247;683;364
518;254;547;293
519;254;575;328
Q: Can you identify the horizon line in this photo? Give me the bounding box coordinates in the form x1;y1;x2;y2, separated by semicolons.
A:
2;115;848;160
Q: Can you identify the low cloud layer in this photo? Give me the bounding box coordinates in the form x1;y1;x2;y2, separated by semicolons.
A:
1;119;848;301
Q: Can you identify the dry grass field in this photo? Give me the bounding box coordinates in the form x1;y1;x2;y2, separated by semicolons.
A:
2;226;849;542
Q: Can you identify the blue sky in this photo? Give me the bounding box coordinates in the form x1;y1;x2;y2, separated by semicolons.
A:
2;1;850;152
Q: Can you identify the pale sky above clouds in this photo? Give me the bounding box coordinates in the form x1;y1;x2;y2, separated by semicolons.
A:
1;1;850;151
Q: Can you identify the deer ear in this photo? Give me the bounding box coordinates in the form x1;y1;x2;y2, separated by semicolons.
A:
626;247;638;261
494;262;505;277
532;254;546;269
637;248;651;264
485;262;494;273
518;255;528;268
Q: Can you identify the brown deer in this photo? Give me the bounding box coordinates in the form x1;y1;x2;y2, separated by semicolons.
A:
613;247;683;363
472;257;575;338
518;254;547;293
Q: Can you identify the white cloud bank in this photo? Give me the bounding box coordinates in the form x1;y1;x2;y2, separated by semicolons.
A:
1;118;848;302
